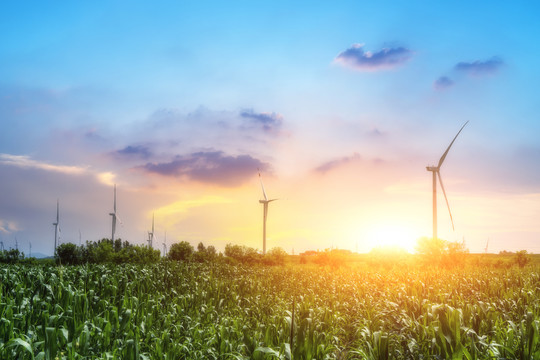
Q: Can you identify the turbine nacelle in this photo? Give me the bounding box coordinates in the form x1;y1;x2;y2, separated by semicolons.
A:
259;199;278;204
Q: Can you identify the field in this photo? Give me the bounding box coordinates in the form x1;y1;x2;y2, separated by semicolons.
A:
1;260;540;359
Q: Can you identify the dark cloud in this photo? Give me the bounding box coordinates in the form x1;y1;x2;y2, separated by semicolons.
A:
240;109;283;133
434;76;455;90
141;151;269;186
314;153;362;174
367;128;385;137
454;57;503;76
335;43;412;71
116;145;152;159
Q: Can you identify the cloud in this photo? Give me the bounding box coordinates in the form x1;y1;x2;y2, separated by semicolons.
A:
0;154;87;175
141;151;270;186
334;43;413;71
314;153;363;174
0;219;19;234
240;109;283;133
434;76;455;90
454;57;504;76
0;153;115;186
115;145;153;159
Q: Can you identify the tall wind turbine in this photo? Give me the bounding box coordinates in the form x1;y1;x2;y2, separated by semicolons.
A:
426;121;468;241
147;213;155;248
53;199;59;255
258;170;278;255
109;184;121;242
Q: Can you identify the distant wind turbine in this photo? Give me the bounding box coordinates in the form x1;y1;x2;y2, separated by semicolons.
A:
109;184;122;242
162;231;167;257
258;170;278;255
485;238;489;254
0;241;4;251
53;199;59;254
426;121;468;241
147;213;155;249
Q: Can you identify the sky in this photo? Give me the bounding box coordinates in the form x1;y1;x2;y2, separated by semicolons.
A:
1;1;540;256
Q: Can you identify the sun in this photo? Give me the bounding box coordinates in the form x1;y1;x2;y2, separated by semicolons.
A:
364;223;419;253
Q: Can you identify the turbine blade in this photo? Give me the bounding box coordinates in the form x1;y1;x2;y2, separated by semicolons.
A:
438;121;469;168
258;170;268;201
437;171;455;231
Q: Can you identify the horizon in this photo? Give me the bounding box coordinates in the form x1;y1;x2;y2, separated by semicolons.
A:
1;2;539;256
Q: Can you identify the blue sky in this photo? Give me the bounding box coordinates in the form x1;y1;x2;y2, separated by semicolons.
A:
1;1;540;255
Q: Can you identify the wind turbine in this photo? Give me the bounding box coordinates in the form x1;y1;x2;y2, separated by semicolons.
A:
485;238;489;254
426;121;468;241
258;170;278;255
109;184;121;242
162;231;167;257
147;213;155;249
53;199;59;255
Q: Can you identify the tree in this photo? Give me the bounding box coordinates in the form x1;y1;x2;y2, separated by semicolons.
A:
224;243;261;263
415;237;468;267
514;250;530;268
56;243;80;265
0;249;23;264
206;245;217;256
264;247;288;265
415;237;447;261
168;241;194;261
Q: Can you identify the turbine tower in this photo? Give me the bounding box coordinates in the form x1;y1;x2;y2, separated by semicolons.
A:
147;213;155;248
53;199;59;255
258;170;278;255
109;184;120;242
426;121;468;241
162;231;167;257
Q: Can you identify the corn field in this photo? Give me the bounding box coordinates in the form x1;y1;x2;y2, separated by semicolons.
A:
1;262;540;359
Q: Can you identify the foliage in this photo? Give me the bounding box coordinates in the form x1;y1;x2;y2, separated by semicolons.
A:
0;249;24;264
313;249;351;268
1;262;540;358
168;241;194;261
54;239;160;265
55;242;80;265
224;243;262;263
263;247;288;265
514;250;531;268
416;237;468;267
